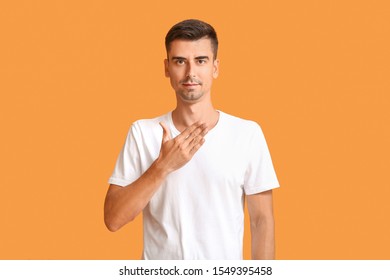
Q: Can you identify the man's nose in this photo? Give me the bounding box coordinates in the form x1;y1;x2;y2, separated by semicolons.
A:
186;61;195;78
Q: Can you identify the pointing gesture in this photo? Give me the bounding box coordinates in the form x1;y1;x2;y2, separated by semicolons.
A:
156;121;208;174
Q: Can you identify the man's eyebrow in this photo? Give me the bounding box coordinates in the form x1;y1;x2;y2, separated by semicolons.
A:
171;56;187;60
195;56;209;60
170;56;210;60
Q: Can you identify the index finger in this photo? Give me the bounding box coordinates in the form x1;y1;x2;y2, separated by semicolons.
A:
176;122;205;141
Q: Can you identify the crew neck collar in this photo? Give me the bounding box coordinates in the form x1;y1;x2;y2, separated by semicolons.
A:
167;110;223;138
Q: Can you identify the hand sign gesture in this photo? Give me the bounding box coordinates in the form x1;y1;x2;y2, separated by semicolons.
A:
156;121;208;174
104;121;209;231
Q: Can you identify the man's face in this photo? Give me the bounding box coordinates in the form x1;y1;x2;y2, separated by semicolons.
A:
164;38;219;103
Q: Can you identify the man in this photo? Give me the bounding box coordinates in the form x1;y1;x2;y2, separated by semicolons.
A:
104;19;279;260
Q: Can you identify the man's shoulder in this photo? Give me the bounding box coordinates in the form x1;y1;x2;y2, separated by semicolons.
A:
131;112;170;128
219;111;261;132
125;113;170;139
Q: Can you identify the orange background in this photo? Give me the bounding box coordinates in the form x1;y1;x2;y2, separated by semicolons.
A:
1;0;389;259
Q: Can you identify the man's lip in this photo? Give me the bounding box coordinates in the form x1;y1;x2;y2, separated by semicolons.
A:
182;83;199;86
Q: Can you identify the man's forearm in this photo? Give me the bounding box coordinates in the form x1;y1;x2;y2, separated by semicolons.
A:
250;218;275;259
104;122;208;232
104;160;168;232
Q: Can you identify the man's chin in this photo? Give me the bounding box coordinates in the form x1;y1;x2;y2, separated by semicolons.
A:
177;91;204;103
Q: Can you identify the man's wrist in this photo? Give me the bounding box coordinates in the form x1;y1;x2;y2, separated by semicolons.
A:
150;158;170;179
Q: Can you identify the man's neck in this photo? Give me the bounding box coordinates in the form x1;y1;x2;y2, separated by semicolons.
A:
172;101;219;132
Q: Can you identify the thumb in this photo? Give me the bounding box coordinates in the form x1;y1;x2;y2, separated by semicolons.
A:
159;122;171;142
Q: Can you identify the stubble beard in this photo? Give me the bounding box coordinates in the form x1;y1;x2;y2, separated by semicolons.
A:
175;77;205;102
177;88;204;102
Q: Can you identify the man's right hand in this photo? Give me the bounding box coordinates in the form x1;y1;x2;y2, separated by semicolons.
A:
156;121;208;174
104;121;208;232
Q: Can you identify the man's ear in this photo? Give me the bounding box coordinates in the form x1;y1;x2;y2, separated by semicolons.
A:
164;59;170;77
213;59;220;79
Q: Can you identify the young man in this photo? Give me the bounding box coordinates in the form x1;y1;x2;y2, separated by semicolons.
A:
104;19;279;260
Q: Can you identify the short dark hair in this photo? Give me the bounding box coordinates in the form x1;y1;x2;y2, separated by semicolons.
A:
165;19;219;59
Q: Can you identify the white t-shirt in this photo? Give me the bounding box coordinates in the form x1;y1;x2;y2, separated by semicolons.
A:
108;111;279;259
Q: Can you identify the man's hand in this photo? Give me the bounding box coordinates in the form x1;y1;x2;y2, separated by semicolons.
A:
156;121;208;174
104;121;208;232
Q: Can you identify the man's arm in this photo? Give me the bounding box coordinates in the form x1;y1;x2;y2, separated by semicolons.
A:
104;122;208;232
247;189;275;259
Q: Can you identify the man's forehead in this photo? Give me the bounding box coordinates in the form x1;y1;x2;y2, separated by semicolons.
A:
168;38;213;56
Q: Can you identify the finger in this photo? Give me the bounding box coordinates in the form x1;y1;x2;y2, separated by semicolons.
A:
189;138;205;155
199;125;209;137
180;123;208;143
188;134;204;148
178;124;207;151
183;125;208;153
176;121;202;141
159;122;171;142
187;124;208;143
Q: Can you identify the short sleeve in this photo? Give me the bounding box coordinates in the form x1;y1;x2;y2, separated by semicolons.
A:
243;123;280;195
108;123;142;187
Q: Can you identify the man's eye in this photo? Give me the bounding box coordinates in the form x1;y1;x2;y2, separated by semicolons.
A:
176;60;185;65
197;59;206;64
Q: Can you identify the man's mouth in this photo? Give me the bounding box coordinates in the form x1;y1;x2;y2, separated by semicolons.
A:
181;78;202;86
182;83;199;87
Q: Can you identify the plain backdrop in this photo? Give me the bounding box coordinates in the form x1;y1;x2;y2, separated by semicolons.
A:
0;0;389;259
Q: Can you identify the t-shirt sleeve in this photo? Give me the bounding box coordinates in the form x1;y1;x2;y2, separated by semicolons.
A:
108;123;142;187
243;122;280;195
